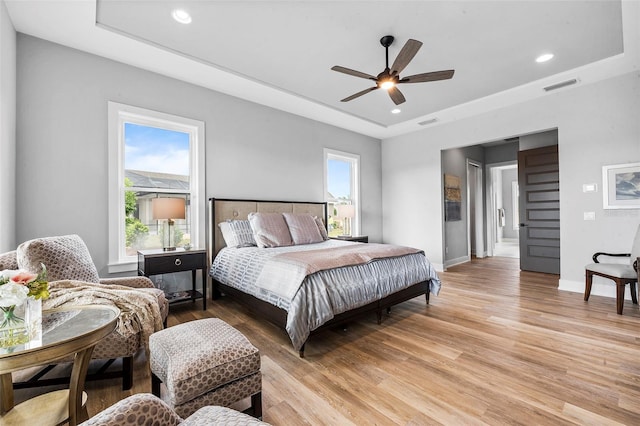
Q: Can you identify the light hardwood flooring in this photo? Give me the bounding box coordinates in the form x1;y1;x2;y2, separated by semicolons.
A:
15;256;640;424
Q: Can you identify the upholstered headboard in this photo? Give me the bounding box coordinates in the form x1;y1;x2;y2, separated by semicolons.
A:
209;198;327;259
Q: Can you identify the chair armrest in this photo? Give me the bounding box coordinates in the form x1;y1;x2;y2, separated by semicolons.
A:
592;252;630;263
99;276;155;288
80;393;182;426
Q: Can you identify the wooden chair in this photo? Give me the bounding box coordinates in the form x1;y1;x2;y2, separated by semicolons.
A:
584;224;640;314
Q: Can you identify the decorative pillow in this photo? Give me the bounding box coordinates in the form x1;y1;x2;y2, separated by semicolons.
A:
314;216;329;241
248;212;293;248
218;220;256;248
283;213;324;245
16;234;100;283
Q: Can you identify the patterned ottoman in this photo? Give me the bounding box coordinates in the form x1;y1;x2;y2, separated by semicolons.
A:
150;318;262;419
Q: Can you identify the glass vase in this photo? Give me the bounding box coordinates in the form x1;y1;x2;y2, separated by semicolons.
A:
0;298;42;348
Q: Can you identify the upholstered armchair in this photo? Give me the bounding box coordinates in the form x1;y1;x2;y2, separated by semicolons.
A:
80;393;271;426
584;224;640;314
2;234;168;390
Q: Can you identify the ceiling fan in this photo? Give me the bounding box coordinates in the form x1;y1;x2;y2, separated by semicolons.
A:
331;35;455;105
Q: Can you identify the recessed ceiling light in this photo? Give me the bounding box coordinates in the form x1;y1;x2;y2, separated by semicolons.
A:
391;108;401;114
536;53;554;63
172;9;192;24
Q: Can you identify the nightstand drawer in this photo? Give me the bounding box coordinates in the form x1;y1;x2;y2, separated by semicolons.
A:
138;251;206;276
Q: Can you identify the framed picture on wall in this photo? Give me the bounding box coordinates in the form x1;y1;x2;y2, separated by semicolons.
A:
444;173;462;221
602;162;640;209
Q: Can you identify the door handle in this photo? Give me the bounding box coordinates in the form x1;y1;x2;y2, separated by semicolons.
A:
519;223;528;227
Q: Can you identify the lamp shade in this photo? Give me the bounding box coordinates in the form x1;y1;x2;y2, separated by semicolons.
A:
152;198;186;220
336;204;355;218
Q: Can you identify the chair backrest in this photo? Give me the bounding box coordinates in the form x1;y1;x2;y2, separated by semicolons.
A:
0;250;18;270
631;224;640;269
16;234;100;283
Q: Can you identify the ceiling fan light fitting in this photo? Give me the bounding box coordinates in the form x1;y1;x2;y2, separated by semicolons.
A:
380;80;395;90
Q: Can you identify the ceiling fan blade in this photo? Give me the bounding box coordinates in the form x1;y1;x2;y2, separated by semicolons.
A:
390;39;423;76
398;70;455;83
388;86;406;105
341;86;379;102
331;66;377;81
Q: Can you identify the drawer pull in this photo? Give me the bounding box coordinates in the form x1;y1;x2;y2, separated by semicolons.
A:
175;259;182;266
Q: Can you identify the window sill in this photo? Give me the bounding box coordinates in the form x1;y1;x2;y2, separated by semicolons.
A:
108;260;137;274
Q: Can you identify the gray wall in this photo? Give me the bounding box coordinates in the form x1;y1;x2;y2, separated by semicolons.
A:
382;70;640;293
0;1;16;251
485;141;518;165
441;145;484;264
15;35;382;275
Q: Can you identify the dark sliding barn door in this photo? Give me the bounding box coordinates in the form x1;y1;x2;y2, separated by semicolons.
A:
518;145;560;274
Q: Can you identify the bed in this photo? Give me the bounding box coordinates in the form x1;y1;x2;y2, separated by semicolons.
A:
208;198;441;357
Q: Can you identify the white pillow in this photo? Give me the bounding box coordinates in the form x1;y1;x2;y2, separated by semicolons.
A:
283;213;324;245
248;212;293;248
218;220;256;248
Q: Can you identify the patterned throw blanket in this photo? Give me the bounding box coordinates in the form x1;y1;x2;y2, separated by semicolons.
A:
255;243;423;300
43;280;164;351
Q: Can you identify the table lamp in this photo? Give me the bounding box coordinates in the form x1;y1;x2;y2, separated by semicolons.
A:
336;204;355;236
152;197;186;251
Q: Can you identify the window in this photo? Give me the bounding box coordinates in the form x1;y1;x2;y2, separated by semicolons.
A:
324;149;360;237
108;102;205;272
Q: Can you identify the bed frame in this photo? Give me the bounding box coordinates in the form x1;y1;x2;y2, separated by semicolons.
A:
209;197;430;357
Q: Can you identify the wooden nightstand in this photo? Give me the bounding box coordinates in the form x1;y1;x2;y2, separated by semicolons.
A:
137;248;207;310
330;235;369;243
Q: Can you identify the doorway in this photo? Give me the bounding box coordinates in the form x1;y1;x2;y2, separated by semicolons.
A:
466;160;484;258
486;162;519;258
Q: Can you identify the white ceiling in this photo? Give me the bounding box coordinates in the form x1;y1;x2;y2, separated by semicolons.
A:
5;1;640;139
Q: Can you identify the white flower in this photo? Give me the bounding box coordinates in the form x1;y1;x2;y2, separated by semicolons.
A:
0;269;19;282
0;282;29;307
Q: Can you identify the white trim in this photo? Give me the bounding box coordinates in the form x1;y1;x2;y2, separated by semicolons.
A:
466;159;484;258
107;102;205;273
559;278;635;301
444;255;470;269
324;148;361;236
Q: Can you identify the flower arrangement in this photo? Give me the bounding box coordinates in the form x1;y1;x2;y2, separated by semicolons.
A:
0;264;49;306
0;264;48;347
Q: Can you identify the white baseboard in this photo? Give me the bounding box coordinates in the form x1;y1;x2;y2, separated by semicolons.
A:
444;255;470;270
559;278;635;300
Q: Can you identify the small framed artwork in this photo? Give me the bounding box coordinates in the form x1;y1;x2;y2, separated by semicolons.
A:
444;173;462;221
602;162;640;209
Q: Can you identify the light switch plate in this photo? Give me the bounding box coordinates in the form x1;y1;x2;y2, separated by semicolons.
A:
584;212;596;220
583;183;597;193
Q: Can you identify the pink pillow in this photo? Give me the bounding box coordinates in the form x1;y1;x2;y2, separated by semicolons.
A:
283;213;324;245
248;212;292;248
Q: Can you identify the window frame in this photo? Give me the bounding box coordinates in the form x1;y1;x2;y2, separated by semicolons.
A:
323;148;361;236
107;102;205;273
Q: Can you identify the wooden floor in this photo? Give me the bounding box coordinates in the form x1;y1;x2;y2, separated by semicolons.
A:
17;256;640;425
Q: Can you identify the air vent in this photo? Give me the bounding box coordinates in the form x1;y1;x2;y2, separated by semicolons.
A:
418;118;438;126
543;78;578;92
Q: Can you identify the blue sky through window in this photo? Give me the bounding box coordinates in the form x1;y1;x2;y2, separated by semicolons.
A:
328;159;351;199
124;123;190;176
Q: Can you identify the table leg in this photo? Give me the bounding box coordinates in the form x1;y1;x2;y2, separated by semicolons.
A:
69;345;96;426
192;269;197;304
202;269;207;310
0;373;13;414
